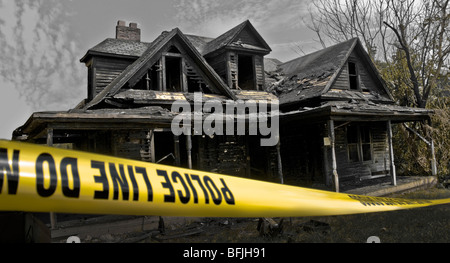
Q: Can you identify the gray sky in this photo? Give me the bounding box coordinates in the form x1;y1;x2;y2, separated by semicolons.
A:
0;0;320;139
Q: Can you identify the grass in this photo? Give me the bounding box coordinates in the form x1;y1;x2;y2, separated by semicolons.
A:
152;187;450;243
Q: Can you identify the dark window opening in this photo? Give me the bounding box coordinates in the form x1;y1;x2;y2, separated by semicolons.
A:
134;62;160;91
187;77;207;93
165;56;182;92
238;55;255;90
348;61;359;90
153;132;175;166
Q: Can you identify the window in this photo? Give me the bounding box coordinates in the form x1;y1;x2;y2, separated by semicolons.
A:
238;54;256;90
360;126;372;161
165;56;182;92
348;61;359;90
347;125;372;162
134;49;210;93
347;126;359;162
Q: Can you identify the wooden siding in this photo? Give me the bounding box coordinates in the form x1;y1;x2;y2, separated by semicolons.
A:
254;55;265;90
90;57;135;98
329;49;388;96
333;122;390;181
197;136;247;177
112;130;151;162
234;27;263;48
205;51;228;84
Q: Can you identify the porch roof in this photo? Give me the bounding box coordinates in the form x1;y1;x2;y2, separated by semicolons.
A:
280;101;433;123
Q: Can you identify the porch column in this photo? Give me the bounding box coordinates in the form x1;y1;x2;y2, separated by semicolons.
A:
276;138;284;184
387;121;397;186
430;139;437;176
328;120;339;192
186;134;192;169
46;128;57;229
174;135;181;166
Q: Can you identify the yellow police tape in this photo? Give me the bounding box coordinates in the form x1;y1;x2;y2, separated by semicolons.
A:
0;140;449;217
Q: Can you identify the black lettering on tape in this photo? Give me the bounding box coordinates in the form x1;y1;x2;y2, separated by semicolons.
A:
35;153;58;198
157;170;175;203
171;171;190;204
184;173;198;204
135;166;153;202
60;157;80;198
91;161;109;200
127;165;139;201
190;174;209;204
220;179;235;205
203;176;222;205
0;148;20;195
109;163;129;201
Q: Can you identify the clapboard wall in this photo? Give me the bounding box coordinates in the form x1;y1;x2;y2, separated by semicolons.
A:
87;56;136;101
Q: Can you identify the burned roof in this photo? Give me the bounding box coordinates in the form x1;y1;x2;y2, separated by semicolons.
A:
267;38;393;107
185;35;215;55
281;100;433;123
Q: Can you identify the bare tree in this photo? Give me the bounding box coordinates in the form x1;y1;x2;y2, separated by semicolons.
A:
306;0;450;108
383;0;449;108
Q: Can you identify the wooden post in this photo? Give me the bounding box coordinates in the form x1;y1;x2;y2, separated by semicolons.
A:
150;130;156;163
430;139;437;176
174;135;180;166
387;121;397;186
276;139;284;184
47;128;57;229
161;56;166;91
186;134;192;169
328;120;339;192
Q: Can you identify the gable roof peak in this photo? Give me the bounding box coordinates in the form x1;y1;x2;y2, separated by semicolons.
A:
202;20;271;56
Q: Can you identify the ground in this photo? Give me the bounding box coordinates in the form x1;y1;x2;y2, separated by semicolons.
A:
52;187;450;243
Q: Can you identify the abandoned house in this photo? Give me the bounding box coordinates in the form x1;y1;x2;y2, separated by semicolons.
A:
13;20;432;193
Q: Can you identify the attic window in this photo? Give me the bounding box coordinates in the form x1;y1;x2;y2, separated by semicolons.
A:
348;61;359;90
165;56;182;92
238;54;256;90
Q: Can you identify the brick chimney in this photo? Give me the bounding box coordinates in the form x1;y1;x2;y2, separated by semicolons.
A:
116;20;141;41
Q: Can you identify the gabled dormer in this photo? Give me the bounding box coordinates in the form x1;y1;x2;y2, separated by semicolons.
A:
272;38;394;110
83;27;238;110
200;20;272;91
80;21;151;101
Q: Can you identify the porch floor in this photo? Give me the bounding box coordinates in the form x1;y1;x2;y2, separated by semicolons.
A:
342;176;438;196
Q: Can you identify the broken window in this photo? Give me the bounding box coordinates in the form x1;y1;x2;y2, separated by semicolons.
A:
134;50;211;93
347;125;372;162
238;54;256;90
185;61;209;93
348;61;359;90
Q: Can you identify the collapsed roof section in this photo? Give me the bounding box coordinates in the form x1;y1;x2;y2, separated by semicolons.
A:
267;38;394;107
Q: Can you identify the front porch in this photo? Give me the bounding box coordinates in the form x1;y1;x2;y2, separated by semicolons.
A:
342;175;439;196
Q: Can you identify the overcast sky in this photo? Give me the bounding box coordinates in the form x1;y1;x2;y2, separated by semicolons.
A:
0;0;320;140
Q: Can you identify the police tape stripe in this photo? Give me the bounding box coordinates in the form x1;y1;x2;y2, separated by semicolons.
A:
0;140;449;217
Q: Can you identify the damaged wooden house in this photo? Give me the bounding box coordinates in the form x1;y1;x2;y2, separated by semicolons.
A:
13;20;432;193
13;20;280;181
267;38;433;191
